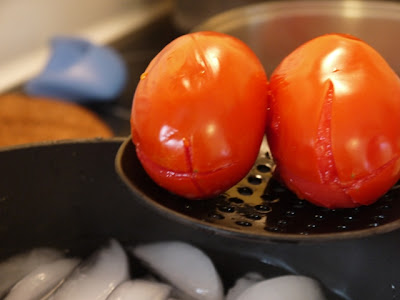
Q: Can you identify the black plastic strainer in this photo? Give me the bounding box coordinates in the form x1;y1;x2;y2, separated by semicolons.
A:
115;137;400;242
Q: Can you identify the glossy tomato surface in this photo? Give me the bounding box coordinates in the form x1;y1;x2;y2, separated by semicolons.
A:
267;34;400;208
131;31;268;199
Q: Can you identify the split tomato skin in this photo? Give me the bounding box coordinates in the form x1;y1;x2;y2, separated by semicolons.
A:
267;33;400;208
131;31;268;199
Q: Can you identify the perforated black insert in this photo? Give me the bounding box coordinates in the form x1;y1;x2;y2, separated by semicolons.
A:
117;138;400;240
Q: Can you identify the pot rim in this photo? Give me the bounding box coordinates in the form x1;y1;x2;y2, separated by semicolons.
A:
193;0;400;34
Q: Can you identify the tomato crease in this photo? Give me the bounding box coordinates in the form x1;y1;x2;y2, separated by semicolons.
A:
316;80;339;184
182;138;207;196
343;154;400;192
136;143;236;197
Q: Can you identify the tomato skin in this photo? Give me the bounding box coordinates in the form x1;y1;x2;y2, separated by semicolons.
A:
131;31;268;199
267;34;400;208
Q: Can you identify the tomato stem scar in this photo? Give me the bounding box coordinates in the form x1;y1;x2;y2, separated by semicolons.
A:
140;72;147;80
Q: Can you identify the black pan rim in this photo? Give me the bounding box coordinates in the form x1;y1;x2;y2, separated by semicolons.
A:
0;137;125;153
115;136;400;243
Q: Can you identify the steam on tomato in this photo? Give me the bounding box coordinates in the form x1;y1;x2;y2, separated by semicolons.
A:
131;31;268;199
266;33;400;208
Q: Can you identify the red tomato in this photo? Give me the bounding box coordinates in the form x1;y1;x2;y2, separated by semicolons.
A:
267;33;400;208
131;31;268;199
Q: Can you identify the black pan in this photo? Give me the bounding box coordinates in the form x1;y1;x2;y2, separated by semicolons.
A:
116;137;400;242
0;139;399;300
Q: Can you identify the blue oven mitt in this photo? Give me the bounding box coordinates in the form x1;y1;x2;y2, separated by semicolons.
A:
24;36;127;103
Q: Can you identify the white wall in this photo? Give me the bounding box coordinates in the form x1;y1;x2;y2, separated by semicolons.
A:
0;0;173;92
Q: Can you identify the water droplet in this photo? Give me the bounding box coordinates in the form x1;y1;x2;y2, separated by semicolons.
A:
373;214;385;221
255;204;272;212
218;205;235;213
383;193;394;202
277;219;288;226
344;216;354;221
208;213;224;220
286;210;296;217
290;199;305;209
265;226;281;232
378;204;392;210
236;221;252;227
314;214;325;221
391;283;397;298
237;187;253;196
245;213;262;220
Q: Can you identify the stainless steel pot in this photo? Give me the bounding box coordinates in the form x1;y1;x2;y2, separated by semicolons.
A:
172;0;265;32
194;0;400;75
